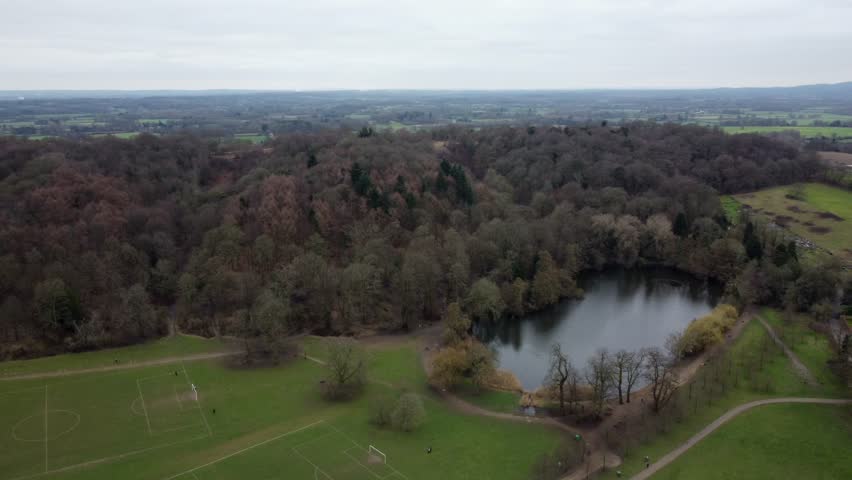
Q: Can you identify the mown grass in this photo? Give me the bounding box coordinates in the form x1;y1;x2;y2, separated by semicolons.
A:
733;183;852;263
653;403;852;480
0;336;565;480
597;316;839;479
760;308;846;396
0;334;231;378
455;382;521;414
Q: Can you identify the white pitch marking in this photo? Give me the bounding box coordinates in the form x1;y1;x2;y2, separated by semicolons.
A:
180;362;211;437
161;419;325;480
135;378;153;435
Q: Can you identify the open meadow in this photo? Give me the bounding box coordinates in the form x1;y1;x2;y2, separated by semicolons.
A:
0;335;564;480
597;309;849;479
722;126;852;138
652;403;852;480
732;183;852;263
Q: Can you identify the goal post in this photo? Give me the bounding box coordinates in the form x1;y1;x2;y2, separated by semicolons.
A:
368;445;387;464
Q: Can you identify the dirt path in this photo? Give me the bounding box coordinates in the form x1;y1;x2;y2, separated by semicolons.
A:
0;351;240;382
416;326;621;479
756;316;818;386
629;397;851;480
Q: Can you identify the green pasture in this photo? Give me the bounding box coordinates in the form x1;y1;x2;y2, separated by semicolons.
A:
91;132;141;139
760;309;846;396
722;125;852;138
733;183;852;263
598;313;846;480
0;337;564;480
653;404;852;480
233;134;267;144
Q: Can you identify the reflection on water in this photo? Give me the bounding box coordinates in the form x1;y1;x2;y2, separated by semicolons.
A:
474;267;721;390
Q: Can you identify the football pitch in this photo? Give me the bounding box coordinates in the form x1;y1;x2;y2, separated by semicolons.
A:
0;336;562;480
0;362;413;480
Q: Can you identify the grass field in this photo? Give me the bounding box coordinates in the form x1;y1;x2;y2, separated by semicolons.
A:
720;196;741;223
598;313;846;479
652;403;852;479
455;382;521;414
733;183;852;263
722;126;852;138
0;335;231;379
91;132;141;139
233;134;267;144
0;336;564;480
760;309;846;396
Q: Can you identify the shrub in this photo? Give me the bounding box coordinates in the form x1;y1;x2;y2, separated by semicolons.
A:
391;393;426;432
677;304;738;357
368;394;396;427
428;339;496;391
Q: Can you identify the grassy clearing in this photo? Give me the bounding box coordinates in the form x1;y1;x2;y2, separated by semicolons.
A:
733;183;852;263
760;309;846;396
597;317;835;479
233;134;267;144
720;196;741;223
0;337;564;480
722;126;852;138
653;403;852;480
91;132;141;139
455;382;521;414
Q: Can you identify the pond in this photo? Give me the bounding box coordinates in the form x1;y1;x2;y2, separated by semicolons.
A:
474;267;721;390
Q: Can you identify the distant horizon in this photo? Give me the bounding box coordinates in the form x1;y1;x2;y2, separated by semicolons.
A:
2;80;851;94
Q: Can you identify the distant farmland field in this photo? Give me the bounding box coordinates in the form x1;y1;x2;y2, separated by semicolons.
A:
722;126;852;138
733;183;852;263
233;133;267;144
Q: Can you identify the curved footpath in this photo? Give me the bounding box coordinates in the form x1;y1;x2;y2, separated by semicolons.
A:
629;397;852;480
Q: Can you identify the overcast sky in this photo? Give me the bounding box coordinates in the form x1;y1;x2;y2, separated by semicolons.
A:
2;0;851;90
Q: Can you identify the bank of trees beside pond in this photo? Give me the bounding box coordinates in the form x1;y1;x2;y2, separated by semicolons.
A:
0;122;845;359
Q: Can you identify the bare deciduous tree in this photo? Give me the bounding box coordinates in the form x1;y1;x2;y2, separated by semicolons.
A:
584;348;614;418
324;338;367;399
546;343;577;415
611;349;645;404
625;349;646;403
644;347;678;412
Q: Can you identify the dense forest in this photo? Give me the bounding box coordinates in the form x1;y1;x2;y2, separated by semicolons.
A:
0;123;844;359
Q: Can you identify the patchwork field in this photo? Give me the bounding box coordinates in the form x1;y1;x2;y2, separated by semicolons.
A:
722;126;852;138
0;336;563;480
733;183;852;263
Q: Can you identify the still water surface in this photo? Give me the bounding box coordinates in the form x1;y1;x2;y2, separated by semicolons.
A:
475;267;721;390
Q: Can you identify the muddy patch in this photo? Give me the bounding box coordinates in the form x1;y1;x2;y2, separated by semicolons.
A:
774;215;795;226
816;211;844;222
808;226;832;234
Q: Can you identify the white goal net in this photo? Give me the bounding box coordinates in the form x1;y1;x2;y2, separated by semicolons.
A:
368;445;387;464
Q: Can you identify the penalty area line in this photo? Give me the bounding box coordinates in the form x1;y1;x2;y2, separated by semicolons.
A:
162;419;326;480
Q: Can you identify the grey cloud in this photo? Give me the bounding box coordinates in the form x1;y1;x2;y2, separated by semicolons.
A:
0;0;850;89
